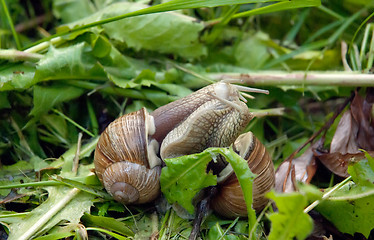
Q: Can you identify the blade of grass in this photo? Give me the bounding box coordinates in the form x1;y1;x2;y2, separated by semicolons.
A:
305;20;342;44
359;23;372;64
264;9;363;69
231;0;320;19
0;0;22;49
86;227;130;240
365;27;374;72
283;9;309;46
218;217;239;240
52;109;95;137
86;99;99;136
349;9;374;54
205;5;241;44
328;9;365;45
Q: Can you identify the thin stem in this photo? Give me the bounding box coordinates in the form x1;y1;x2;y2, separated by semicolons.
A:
52;109;95;137
304;176;352;213
24;37;63;53
72;133;83;174
1;0;22;49
0;49;43;61
0;181;60;189
87;99;99;136
19;188;81;240
209;71;374;87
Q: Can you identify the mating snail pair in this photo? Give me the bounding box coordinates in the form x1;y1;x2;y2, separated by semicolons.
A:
94;82;275;218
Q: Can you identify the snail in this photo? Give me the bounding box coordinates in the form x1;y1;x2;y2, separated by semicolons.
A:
93;81;275;217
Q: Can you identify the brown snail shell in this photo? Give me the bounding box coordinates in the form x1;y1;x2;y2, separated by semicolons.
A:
94;108;162;204
211;132;275;218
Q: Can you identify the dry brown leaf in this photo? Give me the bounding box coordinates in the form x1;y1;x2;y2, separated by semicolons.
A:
350;89;374;150
275;140;319;193
330;111;359;154
317;89;374;177
314;151;362;178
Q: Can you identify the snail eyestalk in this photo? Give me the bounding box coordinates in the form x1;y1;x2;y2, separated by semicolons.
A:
207;92;244;112
232;84;269;95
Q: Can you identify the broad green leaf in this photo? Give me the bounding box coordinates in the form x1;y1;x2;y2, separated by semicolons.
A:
34;43;99;82
0;64;36;91
160;149;217;213
30;84;85;118
315;158;374;238
316;183;374;238
0;161;34;196
53;0;96;23
161;147;257;230
8;186;94;240
267;191;313;240
67;2;207;58
235;32;271;70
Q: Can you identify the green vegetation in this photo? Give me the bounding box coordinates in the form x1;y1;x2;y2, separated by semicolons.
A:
1;0;374;239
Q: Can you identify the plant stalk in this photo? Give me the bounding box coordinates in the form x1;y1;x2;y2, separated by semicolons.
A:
208;71;374;86
304;176;352;213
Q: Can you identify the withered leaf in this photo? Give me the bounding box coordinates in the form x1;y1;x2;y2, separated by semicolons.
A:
350;89;374;150
275;140;319;193
313;151;369;178
330;111;359;154
318;89;374;177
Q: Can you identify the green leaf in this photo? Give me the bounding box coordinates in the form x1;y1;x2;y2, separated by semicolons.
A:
0;64;36;91
315;158;374;238
30;84;85;118
7;186;94;240
160;149;217;213
68;2;207;58
267;191;313;240
0;161;34;196
53;0;96;24
235;32;271;69
160;147;257;233
34;43;98;82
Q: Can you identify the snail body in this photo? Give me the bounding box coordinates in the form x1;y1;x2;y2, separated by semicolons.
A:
94;82;274;218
